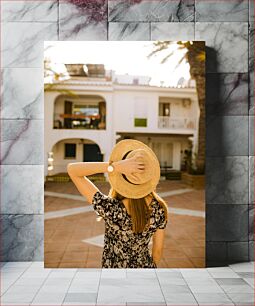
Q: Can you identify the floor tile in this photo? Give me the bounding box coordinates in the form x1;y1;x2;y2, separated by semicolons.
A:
219;284;254;293
215;278;249;285
64;292;97;303
193;292;234;305
163;292;198;305
226;292;254;305
229;262;254;272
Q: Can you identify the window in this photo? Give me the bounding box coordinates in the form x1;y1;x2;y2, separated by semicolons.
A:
134;97;147;128
65;143;76;158
134;118;147;127
159;102;170;116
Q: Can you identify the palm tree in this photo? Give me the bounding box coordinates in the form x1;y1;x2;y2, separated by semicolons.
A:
147;41;205;174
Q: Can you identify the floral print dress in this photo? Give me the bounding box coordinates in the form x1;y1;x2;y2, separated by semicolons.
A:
92;190;167;268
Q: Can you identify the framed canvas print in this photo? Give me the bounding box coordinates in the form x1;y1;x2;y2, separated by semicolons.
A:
44;40;205;268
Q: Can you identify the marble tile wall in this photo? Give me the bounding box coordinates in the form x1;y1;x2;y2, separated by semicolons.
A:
0;0;254;265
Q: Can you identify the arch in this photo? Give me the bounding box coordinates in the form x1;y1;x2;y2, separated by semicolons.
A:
46;137;104;176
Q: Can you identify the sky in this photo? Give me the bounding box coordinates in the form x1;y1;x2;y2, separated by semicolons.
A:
44;41;191;87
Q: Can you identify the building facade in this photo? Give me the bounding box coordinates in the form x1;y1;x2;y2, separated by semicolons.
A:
44;64;200;179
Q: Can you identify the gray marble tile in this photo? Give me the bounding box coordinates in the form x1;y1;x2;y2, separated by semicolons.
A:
109;22;150;40
249;0;254;22
248;204;254;241
249;116;254;155
248;25;254;114
206;156;248;204
215;278;249;286
227;242;249;262
195;22;248;73
196;0;248;22
59;2;107;40
206;205;249;241
108;0;195;22
206;116;248;156
249;156;254;205
64;293;97;303
206;242;227;263
1;68;43;119
0;119;44;165
206;73;249;116
0;214;43;261
151;22;194;40
0;165;43;214
1;22;58;68
249;241;254;261
1;0;58;22
237;272;255;279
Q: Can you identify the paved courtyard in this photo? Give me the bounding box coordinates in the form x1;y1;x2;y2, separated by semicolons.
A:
44;179;205;268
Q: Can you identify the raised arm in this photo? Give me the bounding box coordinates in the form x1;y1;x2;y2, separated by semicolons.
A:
67;156;145;204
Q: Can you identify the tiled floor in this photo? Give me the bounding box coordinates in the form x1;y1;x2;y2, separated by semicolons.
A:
0;261;254;305
44;180;205;268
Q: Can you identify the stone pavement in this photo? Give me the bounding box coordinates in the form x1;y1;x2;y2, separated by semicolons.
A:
44;180;205;268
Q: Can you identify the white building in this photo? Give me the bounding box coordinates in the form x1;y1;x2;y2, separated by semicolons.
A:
44;64;199;179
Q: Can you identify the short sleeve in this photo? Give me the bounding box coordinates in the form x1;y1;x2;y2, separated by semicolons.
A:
158;205;168;229
92;190;121;222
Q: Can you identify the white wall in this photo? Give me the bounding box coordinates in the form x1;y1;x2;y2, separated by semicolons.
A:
44;83;198;176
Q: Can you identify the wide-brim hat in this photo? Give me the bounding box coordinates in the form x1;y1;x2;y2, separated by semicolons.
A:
108;139;160;199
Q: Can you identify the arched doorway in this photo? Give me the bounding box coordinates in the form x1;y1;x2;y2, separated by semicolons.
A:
48;138;103;176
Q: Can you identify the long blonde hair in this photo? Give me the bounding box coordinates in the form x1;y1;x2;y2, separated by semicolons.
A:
108;188;168;234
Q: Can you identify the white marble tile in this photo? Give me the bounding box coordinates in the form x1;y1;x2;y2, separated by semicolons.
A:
180;268;212;278
108;0;195;22
219;284;254;293
207;268;240;278
31;291;66;305
229;261;254;272
163;292;198;305
96;284;127;304
1;165;44;214
109;22;150;40
195;22;248;73
1;119;44;165
125;284;165;303
1;68;44;119
1;22;58;68
151;22;195;40
1;291;36;303
189;283;225;293
2;0;58;22
59;2;107;40
68;278;99;293
196;0;248;22
48;269;77;278
192;292;234;305
101;268;126;278
227;292;254;305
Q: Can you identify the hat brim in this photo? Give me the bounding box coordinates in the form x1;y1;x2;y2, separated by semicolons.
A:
108;139;160;199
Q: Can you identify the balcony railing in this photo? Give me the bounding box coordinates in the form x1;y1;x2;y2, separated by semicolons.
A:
158;116;196;129
53;113;106;130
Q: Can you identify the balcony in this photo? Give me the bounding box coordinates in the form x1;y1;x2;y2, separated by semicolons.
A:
53;113;106;130
158;116;196;130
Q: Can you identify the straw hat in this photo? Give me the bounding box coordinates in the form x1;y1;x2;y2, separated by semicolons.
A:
108;139;160;199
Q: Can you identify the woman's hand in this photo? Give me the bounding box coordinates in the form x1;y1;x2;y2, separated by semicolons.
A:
113;154;145;181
